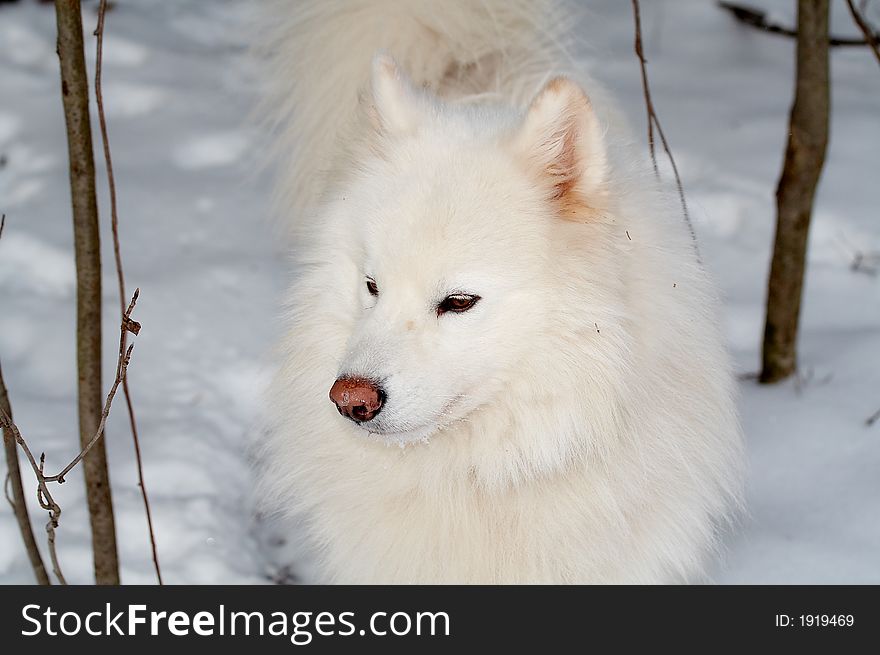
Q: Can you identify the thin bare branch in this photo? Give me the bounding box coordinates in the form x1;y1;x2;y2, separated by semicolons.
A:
94;3;126;324
720;1;880;47
93;0;162;585
632;11;657;175
845;0;880;66
45;292;138;484
44;346;133;484
0;290;140;584
0;409;66;584
631;0;699;260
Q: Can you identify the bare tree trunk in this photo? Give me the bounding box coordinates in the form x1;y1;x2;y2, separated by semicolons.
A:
54;0;119;584
760;0;830;384
0;362;51;585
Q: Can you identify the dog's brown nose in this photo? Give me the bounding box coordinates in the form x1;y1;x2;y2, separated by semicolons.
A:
329;377;385;423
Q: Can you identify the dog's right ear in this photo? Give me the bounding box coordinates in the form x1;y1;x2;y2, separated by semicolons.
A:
368;53;422;136
510;77;608;214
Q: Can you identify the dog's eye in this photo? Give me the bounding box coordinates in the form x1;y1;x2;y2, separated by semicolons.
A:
437;294;480;315
366;278;379;296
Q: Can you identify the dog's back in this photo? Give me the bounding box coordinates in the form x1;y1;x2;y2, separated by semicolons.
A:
257;0;588;227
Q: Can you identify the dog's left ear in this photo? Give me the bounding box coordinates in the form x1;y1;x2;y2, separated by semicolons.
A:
511;77;607;212
369;53;423;136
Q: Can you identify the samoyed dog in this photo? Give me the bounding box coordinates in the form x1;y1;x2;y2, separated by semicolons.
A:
257;0;743;583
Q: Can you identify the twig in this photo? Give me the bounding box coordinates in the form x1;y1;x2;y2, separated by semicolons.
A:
720;1;880;47
845;0;880;66
630;0;699;260
0;291;140;585
0;213;5;240
93;0;162;585
43;346;132;484
0;411;67;584
1;365;52;585
43;290;138;485
632;8;657;176
867;406;880;427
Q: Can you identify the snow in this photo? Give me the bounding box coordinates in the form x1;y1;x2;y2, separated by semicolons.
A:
0;0;877;584
172;132;250;170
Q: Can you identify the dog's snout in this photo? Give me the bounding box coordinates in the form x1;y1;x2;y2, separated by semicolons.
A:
329;377;385;423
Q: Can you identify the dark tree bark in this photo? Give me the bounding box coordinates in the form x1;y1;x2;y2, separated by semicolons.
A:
0;362;51;585
760;0;830;384
54;0;119;584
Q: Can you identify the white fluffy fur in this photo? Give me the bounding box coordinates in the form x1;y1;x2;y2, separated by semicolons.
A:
257;0;743;583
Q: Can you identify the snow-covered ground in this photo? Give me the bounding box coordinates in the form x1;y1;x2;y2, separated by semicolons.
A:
1;0;877;584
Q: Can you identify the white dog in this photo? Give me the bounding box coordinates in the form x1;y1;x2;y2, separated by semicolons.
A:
257;0;743;583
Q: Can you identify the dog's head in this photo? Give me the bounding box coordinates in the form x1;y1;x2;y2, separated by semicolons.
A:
327;55;610;444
